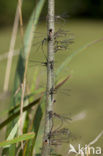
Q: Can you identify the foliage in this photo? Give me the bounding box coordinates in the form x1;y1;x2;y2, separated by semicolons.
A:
1;0;103;26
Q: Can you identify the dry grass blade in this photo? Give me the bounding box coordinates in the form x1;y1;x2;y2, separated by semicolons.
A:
18;0;24;38
55;75;71;90
3;0;23;92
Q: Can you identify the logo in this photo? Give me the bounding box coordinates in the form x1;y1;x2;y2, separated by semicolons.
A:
68;144;101;155
69;144;77;154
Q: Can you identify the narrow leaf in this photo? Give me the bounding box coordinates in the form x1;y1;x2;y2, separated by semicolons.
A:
0;133;35;147
0;98;41;129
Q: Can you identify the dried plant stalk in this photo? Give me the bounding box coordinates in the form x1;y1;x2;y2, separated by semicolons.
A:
3;0;23;92
42;0;55;155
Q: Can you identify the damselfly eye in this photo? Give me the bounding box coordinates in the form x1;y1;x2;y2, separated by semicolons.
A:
49;29;52;32
53;99;56;103
45;139;47;142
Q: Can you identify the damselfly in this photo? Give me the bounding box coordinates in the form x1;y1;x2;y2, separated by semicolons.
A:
50;128;71;145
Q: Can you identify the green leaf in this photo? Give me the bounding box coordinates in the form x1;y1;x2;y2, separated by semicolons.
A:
0;91;43;118
0;98;40;129
0;133;35;147
30;98;45;155
4;112;27;148
23;96;46;156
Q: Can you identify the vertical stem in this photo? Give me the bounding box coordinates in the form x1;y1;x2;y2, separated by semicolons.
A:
3;0;23;92
18;0;24;38
18;0;24;149
42;0;55;156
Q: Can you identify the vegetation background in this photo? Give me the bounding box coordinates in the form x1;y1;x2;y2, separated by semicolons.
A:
0;0;103;155
0;0;103;26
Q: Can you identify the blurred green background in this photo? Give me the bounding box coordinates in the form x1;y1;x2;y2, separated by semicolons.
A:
0;0;103;26
0;0;103;155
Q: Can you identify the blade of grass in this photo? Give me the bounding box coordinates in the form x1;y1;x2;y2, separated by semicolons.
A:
23;96;46;156
33;123;44;155
18;0;24;140
3;113;26;148
0;133;35;147
0;92;42;118
3;0;23;92
30;96;46;155
0;98;41;130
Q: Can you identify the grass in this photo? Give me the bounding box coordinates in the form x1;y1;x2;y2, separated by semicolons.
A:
0;19;103;155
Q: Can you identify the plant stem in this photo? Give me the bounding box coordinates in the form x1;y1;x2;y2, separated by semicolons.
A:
18;0;24;38
18;0;24;150
3;0;23;92
42;0;55;155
